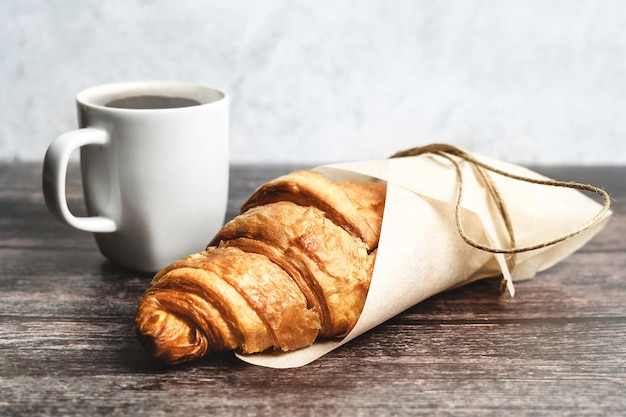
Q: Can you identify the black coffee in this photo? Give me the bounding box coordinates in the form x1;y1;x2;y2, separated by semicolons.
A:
105;95;201;109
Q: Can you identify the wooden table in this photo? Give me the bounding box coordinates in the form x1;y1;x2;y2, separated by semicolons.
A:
1;163;625;416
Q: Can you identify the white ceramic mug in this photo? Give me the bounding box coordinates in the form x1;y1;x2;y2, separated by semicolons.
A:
42;81;229;272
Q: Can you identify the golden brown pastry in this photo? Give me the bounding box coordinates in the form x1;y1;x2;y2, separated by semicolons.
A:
135;170;386;364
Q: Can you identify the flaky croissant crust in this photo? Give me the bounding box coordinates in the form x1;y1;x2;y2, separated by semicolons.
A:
136;170;386;364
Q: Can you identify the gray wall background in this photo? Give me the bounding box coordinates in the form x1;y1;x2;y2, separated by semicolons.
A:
2;0;625;165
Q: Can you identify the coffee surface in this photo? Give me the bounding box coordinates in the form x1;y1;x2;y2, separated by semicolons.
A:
105;95;201;109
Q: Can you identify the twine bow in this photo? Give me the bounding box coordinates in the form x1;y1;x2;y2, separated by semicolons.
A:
390;143;611;293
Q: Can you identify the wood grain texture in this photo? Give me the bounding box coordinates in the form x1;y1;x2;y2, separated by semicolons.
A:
1;163;624;417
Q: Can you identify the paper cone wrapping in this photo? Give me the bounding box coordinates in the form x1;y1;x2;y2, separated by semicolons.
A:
236;150;612;368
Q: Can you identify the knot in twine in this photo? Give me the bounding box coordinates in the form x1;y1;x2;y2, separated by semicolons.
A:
390;143;611;293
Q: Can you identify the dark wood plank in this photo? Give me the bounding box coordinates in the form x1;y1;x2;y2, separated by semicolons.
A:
1;162;625;417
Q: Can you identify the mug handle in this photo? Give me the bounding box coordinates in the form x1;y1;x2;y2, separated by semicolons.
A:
42;127;117;233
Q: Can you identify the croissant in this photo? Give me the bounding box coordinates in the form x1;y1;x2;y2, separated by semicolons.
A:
135;170;386;364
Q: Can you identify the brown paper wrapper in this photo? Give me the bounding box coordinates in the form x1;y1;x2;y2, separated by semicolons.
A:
236;149;611;368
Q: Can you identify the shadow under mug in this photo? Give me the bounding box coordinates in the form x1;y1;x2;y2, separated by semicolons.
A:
42;81;229;272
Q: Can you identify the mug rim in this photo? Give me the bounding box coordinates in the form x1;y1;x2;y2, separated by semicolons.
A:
76;81;227;112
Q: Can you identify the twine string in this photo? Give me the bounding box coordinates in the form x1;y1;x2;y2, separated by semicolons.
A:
390;144;611;257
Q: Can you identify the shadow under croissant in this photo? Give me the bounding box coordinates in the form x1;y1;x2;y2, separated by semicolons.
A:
121;338;249;372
